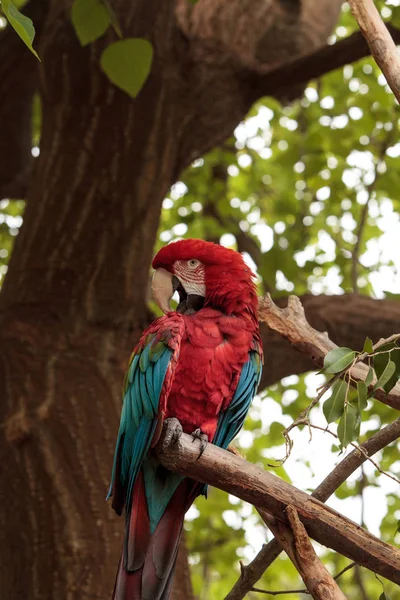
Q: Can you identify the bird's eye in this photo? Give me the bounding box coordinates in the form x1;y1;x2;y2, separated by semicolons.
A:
187;259;200;269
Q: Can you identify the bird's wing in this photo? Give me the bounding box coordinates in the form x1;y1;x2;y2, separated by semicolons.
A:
212;337;263;450
107;314;184;515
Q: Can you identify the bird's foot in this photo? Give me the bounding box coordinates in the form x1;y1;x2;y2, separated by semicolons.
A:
191;428;208;460
163;418;183;446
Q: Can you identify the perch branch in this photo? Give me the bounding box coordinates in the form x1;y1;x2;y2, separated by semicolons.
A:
225;417;400;600
258;294;400;411
155;422;400;585
348;0;400;104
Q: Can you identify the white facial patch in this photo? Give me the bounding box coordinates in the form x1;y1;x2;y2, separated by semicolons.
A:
173;259;206;297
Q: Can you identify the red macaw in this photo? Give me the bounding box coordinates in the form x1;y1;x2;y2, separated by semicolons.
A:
108;238;262;599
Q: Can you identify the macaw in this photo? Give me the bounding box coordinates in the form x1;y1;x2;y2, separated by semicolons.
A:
108;238;263;600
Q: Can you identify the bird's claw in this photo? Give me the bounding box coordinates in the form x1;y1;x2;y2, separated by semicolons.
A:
191;428;208;460
163;418;183;447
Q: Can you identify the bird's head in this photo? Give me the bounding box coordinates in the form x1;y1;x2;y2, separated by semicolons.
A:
151;239;258;318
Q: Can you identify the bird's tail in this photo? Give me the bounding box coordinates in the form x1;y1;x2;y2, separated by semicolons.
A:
112;472;196;600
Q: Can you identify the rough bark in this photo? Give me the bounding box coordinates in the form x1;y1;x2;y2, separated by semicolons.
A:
0;2;186;597
2;1;399;599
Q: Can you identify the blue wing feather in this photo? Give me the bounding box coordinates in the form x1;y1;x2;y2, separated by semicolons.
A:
107;334;173;510
213;348;262;451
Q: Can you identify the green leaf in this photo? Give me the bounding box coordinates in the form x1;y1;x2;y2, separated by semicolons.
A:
323;379;346;423
382;347;400;394
374;360;396;392
379;593;392;600
363;337;373;354
337;403;360;448
71;0;111;46
1;0;39;59
323;347;356;374
382;291;400;301
357;381;368;411
373;343;395;380
365;366;374;387
100;38;153;99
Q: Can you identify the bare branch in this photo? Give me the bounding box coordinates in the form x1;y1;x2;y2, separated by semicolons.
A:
156;421;400;586
251;587;307;596
225;416;400;600
254;23;400;99
348;0;400;104
258;294;400;389
258;506;348;600
258;294;400;411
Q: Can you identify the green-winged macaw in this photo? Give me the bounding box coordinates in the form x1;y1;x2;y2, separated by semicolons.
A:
108;238;262;599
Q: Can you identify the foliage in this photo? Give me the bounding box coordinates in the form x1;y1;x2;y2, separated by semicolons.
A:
71;0;111;46
1;2;400;599
71;0;153;99
320;337;400;448
100;38;153;98
0;0;39;58
1;0;153;98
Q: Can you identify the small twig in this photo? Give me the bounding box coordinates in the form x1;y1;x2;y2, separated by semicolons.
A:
280;378;338;463
251;586;308;596
307;423;400;486
363;333;400;359
334;562;357;582
348;0;400;104
250;563;358;596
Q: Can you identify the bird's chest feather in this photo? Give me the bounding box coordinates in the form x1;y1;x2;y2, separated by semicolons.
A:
165;309;253;438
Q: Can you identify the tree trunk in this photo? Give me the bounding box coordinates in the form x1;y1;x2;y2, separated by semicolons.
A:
0;1;357;598
0;2;185;597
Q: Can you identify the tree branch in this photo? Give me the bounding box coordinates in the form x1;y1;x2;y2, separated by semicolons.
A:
225;418;400;600
156;421;400;586
258;507;348;600
251;562;356;596
258;294;400;411
258;294;400;389
348;1;400;104
254;23;400;99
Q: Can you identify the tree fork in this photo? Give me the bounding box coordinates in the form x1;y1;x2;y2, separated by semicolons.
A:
156;422;400;585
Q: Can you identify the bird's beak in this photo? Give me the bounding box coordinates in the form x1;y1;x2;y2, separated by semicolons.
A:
151;268;178;314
